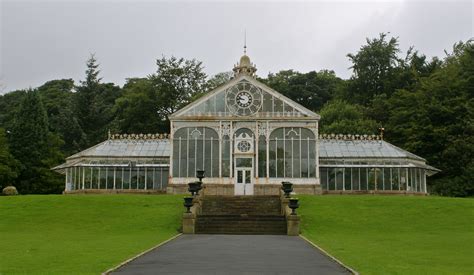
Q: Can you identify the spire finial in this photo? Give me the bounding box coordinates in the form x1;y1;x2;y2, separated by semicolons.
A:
244;29;247;54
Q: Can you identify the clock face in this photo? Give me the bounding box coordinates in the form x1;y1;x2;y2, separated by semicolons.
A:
226;81;262;116
236;91;252;108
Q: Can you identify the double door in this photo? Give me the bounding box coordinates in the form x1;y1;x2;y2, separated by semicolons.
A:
234;157;254;195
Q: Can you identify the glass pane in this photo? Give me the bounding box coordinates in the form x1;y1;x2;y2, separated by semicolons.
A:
222;137;230;177
352;168;360;190
344;168;352;191
161;169;169;189
91;168;98;189
236;158;252;168
258;138;266;178
237;170;243;183
146;168;153;190
123;168;130;189
336;168;344;190
106;168;114;189
245;170;251;184
115;168;123;189
368;168;376;190
360;168;368;190
328;168;336;190
320;168;328;190
391;168;400;190
138;168;146;189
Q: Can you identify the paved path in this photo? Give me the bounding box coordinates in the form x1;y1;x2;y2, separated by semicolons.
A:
112;235;351;274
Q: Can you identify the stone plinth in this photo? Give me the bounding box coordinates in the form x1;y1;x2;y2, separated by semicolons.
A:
286;215;300;236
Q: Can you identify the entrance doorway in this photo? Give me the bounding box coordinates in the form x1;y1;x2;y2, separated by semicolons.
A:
234;157;253;195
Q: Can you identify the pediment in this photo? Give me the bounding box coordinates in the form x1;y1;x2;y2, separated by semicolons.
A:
170;75;320;120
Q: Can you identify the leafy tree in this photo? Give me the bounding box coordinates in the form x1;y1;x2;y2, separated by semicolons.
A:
150;56;207;129
319;100;378;134
386;40;474;196
112;78;166;133
265;70;342;111
206;71;234;91
0;90;26;131
113;56;208;134
346;33;401;105
37;79;85;155
0;128;19;190
9;90;63;193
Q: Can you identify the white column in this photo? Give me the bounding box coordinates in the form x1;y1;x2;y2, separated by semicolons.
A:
266;121;270;179
219;121;222;178
169;121;174;181
64;168;69;191
255;121;259;179
315;122;320;182
113;167;116;190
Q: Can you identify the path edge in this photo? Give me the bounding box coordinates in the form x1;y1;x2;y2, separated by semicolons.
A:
299;235;359;275
102;233;183;275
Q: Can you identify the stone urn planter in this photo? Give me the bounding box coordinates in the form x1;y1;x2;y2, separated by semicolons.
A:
288;198;299;215
183;197;194;213
281;182;293;198
188;181;202;196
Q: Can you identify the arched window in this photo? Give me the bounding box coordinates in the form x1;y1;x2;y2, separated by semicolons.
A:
269;127;316;178
173;127;219;178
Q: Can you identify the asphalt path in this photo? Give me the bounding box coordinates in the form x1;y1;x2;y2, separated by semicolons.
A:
112;234;351;275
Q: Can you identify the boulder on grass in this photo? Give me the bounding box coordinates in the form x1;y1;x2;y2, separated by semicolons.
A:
2;186;19;196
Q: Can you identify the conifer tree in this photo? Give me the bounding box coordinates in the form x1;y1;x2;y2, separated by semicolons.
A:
9;90;63;193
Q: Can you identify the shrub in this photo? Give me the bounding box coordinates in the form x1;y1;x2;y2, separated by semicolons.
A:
2;186;19;196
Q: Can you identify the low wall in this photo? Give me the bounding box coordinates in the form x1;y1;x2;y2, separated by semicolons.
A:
167;183;322;195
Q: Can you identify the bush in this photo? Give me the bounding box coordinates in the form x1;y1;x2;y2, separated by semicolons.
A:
2;186;19;196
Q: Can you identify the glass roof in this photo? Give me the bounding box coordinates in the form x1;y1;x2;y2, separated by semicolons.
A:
68;138;424;161
68;139;170;159
319;140;425;161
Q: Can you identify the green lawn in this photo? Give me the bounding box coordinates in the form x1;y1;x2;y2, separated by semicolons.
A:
1;195;472;274
299;195;474;275
0;195;183;274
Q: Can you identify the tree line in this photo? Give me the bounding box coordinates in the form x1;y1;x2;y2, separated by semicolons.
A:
0;33;472;196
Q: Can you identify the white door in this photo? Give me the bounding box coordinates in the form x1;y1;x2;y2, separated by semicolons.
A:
235;168;253;195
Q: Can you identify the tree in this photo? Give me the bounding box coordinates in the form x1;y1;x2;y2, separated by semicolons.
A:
0;128;19;190
206;71;234;91
319;100;378;134
147;56;207;132
386;40;474;196
75;54;121;146
265;70;343;111
9;90;63;193
38;79;86;155
112;78;166;133
346;33;401;105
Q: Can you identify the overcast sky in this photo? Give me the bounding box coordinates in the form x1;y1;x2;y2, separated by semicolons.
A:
1;0;472;93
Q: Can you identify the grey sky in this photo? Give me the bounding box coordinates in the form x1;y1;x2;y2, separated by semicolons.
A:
1;0;472;93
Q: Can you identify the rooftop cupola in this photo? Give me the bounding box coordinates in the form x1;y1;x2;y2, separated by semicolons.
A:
233;45;257;77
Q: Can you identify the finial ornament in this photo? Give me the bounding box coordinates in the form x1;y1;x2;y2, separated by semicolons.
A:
233;30;257;78
244;29;247;54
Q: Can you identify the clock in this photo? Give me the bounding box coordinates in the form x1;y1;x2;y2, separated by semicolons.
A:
225;81;263;116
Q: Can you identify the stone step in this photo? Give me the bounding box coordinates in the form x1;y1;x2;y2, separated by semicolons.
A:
196;195;286;235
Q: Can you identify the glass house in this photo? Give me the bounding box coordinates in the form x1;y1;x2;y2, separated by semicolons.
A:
53;54;439;195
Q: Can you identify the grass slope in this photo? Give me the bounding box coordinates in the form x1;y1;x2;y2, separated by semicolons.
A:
0;195;183;274
299;195;474;275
